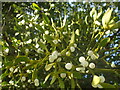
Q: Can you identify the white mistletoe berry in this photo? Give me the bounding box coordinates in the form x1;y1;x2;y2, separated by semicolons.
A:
21;76;26;82
111;63;116;68
66;51;71;56
88;50;93;56
53;40;58;44
76;67;85;72
65;63;72;70
9;80;14;85
9;67;14;72
49;55;55;62
51;4;55;8
52;51;58;59
70;46;75;52
28;79;31;83
45;30;49;35
34;79;39;86
99;76;105;83
57;57;62;62
79;56;86;63
60;73;66;78
89;63;95;69
81;61;89;67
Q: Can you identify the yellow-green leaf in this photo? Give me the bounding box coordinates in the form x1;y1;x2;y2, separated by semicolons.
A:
71;78;75;88
32;3;41;10
100;83;116;89
110;21;120;29
102;8;113;29
85;16;88;25
97;8;102;19
50;75;57;85
92;75;100;86
99;37;110;47
45;63;54;71
58;78;65;88
43;73;51;84
90;7;96;17
70;31;75;45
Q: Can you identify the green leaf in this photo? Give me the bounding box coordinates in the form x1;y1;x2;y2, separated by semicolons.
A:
0;70;8;79
60;49;67;56
72;71;81;79
70;31;75;45
50;75;57;85
32;69;37;81
45;63;54;71
102;8;113;29
44;35;54;42
100;83;117;89
43;73;51;84
42;13;50;24
15;56;30;64
93;10;97;21
32;3;41;10
58;78;65;88
71;78;75;88
97;8;102;19
85;16;88;25
92;75;100;86
99;37;110;47
90;7;96;17
4;61;13;66
1;81;8;86
110;21;120;29
38;42;47;51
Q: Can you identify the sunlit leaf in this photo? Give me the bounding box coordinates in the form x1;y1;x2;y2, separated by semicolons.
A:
97;8;102;19
102;8;113;29
92;75;100;86
43;73;51;84
110;21;120;29
85;16;88;25
70;31;75;45
45;63;54;71
90;7;96;17
32;3;41;10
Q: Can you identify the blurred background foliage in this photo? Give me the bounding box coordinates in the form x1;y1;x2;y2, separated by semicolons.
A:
1;1;120;89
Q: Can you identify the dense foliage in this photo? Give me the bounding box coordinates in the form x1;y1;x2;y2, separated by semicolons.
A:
1;2;120;89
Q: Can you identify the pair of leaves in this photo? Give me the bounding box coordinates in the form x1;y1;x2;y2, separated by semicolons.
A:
43;73;57;85
90;7;102;20
102;8;120;29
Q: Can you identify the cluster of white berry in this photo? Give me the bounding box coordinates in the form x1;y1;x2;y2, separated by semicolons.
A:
34;79;39;86
49;51;61;62
88;50;99;60
64;50;97;74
